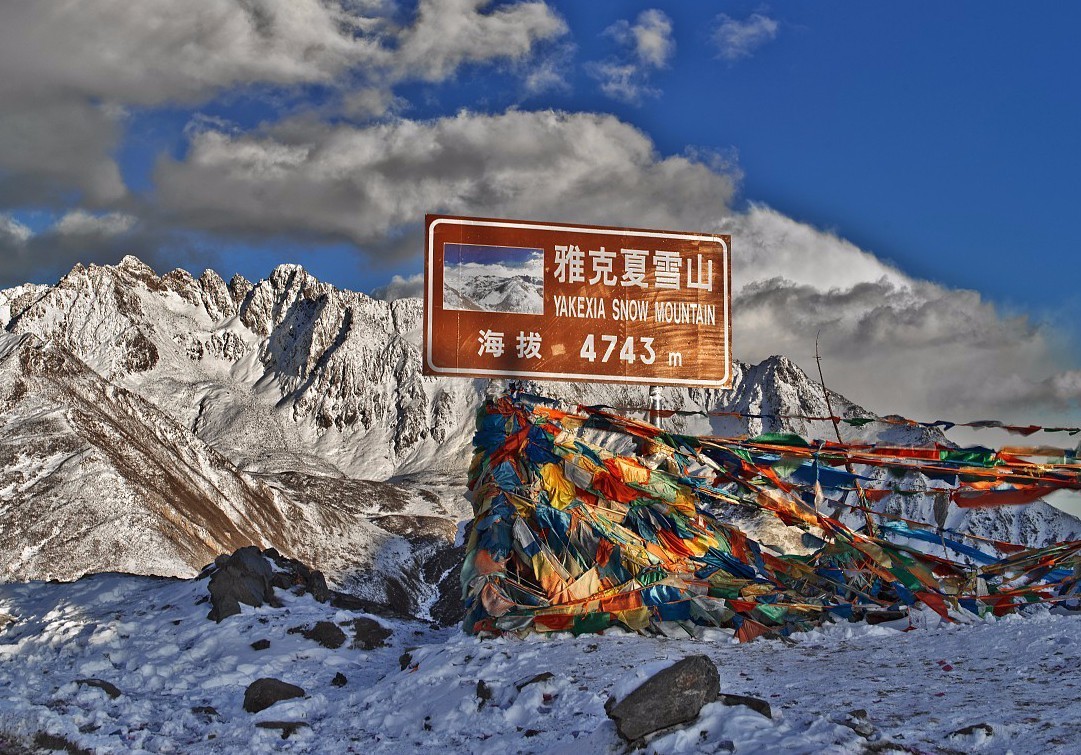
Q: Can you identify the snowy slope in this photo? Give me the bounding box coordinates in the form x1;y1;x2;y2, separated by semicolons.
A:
1;572;1079;753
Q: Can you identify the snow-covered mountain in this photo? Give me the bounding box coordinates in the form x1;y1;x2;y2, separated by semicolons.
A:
2;256;1078;603
445;273;544;314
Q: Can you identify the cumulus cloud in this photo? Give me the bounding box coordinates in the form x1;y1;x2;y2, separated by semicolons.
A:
611;9;675;68
723;207;1081;425
713;13;779;61
0;0;567;211
153;110;738;252
394;0;567;82
590;9;674;104
372;273;425;301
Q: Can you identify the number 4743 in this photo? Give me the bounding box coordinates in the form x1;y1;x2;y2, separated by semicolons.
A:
580;334;656;365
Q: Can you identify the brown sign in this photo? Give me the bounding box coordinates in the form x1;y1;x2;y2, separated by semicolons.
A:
423;214;731;388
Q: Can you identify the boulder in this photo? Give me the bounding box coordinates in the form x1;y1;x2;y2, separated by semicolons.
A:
208;546;275;622
302;621;346;649
350;617;392;650
606;655;720;743
243;678;305;713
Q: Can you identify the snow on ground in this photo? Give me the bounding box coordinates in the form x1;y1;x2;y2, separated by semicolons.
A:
1;574;1079;754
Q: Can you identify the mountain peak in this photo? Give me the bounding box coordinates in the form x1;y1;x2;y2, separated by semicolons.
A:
117;254;156;276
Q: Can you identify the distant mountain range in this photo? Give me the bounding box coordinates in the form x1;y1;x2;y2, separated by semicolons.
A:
444;272;544;314
2;256;1077;621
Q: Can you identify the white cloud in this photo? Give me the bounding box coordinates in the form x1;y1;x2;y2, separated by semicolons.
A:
723;206;1081;425
590;63;658;104
0;214;32;245
53;211;137;237
153;110;738;251
0;0;567;211
394;0;567;82
605;9;675;69
372;273;424;301
713;13;779;62
591;9;674;104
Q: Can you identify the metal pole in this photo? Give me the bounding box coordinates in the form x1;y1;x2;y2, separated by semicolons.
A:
816;333;875;537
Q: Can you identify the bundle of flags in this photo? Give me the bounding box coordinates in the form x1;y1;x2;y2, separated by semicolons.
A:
461;393;1081;640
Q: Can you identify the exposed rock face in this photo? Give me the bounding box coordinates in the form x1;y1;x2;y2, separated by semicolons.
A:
606;655;721;742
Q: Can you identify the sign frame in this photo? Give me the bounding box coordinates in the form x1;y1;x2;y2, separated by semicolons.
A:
423;214;732;388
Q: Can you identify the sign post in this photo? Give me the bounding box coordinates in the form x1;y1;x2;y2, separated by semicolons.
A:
423;214;732;393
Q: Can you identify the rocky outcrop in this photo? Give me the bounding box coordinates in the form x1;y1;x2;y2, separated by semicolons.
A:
606;656;721;743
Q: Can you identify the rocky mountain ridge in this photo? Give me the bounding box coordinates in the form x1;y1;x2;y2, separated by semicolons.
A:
2;256;1078;604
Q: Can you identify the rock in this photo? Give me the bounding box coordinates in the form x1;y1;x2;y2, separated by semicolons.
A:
399;652;413;670
949;723;994;739
306;571;330;603
255;721;310;740
75;678;121;699
350;617;393;650
243;678;306;713
331;672;348;688
191;706;220;723
476;680;493;707
515;672;554;692
718;693;772;719
207;546;275;622
300;621;346;649
33;732;93;755
250;639;271;651
606;656;720;743
865;610;908;625
834;709;874;737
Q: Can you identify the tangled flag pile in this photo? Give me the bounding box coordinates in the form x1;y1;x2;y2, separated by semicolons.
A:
461;394;1081;640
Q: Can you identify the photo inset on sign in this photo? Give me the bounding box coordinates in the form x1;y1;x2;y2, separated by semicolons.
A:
443;243;544;315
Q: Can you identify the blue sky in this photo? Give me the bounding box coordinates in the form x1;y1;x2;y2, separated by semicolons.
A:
6;2;1079;316
2;1;1080;424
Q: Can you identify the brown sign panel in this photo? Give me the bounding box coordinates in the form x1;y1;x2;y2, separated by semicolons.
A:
423;214;732;388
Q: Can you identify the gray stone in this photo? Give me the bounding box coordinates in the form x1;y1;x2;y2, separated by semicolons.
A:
301;621;346;649
350;617;392;650
476;680;493;708
515;672;554;692
208;546;275;622
606;655;720;742
75;678;121;699
243;678;305;713
719;693;772;719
